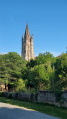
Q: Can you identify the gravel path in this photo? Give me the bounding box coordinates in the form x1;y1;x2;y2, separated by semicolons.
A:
0;102;60;119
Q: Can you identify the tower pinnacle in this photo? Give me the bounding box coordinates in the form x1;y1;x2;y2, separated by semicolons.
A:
25;24;30;37
21;25;34;61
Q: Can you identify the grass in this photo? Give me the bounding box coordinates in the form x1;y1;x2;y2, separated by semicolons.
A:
0;97;67;119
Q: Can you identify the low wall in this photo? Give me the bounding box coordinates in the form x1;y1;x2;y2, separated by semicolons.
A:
38;91;67;107
0;91;67;107
0;92;37;102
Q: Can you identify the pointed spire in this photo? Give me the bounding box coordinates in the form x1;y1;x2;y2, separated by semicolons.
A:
22;34;23;39
31;34;33;39
24;24;30;37
26;24;28;30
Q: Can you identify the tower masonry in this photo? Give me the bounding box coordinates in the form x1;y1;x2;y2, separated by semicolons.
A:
21;25;34;61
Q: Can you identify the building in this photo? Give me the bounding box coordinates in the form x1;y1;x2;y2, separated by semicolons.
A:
21;25;34;61
0;82;8;91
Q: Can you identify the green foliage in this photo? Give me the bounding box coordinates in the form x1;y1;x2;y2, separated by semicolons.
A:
16;79;26;92
54;53;67;91
0;52;26;92
26;59;36;67
25;63;55;91
35;52;55;65
0;52;67;92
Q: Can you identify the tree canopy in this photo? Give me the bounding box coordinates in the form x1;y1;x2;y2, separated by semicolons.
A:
0;52;67;92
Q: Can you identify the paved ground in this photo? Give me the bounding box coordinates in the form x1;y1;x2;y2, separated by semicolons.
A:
0;102;60;119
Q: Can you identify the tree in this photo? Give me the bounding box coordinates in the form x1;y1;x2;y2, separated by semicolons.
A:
16;79;26;92
54;53;67;91
0;52;26;91
35;52;55;65
27;64;53;91
26;59;36;68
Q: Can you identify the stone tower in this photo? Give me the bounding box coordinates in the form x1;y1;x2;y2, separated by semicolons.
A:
21;25;34;61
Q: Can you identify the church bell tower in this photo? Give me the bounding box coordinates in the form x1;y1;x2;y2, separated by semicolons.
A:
21;25;34;61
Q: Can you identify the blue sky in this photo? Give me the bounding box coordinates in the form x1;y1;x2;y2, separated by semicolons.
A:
0;0;67;57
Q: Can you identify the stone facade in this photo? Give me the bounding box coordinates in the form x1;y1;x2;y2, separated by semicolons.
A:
37;91;67;107
1;91;67;107
21;24;34;61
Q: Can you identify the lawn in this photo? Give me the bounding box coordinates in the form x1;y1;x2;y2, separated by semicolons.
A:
0;97;67;119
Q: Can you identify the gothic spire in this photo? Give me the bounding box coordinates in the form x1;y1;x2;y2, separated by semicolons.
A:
25;24;30;37
22;25;34;60
22;34;23;39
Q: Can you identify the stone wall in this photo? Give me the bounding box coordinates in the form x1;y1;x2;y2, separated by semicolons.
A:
38;91;56;103
38;91;67;107
0;91;67;107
